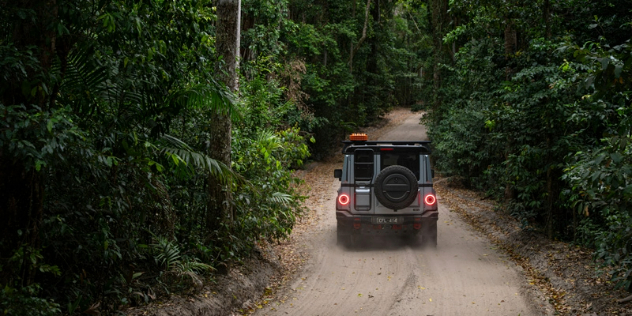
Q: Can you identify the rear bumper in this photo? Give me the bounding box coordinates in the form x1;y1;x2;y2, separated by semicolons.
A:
336;210;438;234
336;210;438;223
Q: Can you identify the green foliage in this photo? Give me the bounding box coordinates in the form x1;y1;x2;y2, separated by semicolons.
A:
232;127;311;242
1;0;312;313
0;245;62;316
9;0;608;312
565;136;632;290
561;38;632;289
427;37;504;184
0;284;61;316
427;0;632;293
271;0;429;157
151;236;213;274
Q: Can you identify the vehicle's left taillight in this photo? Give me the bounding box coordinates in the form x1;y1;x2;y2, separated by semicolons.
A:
337;191;351;211
338;193;350;206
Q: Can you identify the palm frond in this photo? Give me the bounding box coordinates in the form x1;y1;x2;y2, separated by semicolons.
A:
158;134;246;185
255;130;283;151
269;192;293;205
178;261;215;273
167;80;241;121
59;44;109;113
151;237;181;271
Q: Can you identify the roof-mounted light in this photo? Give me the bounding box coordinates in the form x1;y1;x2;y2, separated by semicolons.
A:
349;133;368;141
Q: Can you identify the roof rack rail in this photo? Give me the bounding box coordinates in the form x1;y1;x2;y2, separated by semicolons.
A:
341;140;432;154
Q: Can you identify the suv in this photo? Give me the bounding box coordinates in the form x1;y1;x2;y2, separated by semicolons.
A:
333;133;438;247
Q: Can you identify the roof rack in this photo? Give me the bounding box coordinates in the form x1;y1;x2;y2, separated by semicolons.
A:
341;140;432;154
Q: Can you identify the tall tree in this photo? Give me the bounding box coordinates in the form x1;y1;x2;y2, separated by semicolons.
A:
208;0;241;232
349;0;372;72
430;0;448;112
0;0;59;283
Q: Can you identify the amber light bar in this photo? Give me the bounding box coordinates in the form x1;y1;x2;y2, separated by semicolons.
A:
349;133;368;141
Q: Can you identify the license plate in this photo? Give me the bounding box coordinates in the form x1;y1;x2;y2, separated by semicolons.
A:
373;217;399;224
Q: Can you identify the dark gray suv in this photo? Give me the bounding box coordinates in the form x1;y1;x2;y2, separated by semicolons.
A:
333;134;438;247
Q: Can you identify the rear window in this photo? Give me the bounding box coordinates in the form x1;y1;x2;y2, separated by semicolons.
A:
380;151;420;180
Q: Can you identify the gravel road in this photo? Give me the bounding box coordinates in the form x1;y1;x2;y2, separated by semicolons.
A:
255;111;539;316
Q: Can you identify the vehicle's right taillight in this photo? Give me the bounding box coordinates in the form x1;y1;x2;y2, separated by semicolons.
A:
424;193;436;206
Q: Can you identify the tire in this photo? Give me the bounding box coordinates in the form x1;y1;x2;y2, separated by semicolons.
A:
374;165;418;209
421;220;437;248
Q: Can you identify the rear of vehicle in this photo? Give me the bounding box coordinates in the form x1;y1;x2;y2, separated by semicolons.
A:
334;135;438;247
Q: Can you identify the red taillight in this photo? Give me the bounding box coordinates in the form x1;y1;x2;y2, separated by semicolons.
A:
424;194;436;206
338;193;350;205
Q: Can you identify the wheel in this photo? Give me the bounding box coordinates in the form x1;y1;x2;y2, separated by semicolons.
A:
374;165;418;209
420;220;437;248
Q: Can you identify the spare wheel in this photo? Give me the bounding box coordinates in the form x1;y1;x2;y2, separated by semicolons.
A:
374;165;418;209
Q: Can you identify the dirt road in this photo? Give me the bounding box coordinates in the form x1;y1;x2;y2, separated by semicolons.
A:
255;111;539;316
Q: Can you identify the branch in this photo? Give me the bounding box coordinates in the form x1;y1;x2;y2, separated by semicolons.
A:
407;11;421;34
618;294;632;304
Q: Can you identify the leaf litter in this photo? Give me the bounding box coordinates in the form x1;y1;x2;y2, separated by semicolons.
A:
435;179;632;315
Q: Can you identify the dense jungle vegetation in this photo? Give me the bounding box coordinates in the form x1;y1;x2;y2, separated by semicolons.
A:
0;0;427;313
0;0;630;314
424;0;632;293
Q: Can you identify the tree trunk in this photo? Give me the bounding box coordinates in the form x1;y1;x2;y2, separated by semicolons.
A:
545;165;554;239
545;136;556;239
504;137;515;202
208;0;240;233
503;15;518;201
0;0;58;285
430;0;448;113
349;0;371;72
504;18;517;79
543;0;551;39
504;19;515;58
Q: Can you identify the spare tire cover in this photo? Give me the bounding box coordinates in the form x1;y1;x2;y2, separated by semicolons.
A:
374;165;418;209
